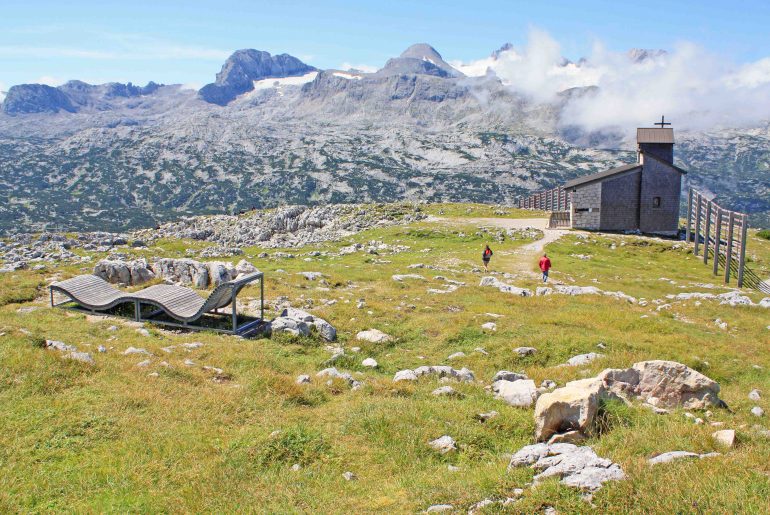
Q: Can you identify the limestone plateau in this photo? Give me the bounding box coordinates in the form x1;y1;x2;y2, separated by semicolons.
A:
1;43;768;234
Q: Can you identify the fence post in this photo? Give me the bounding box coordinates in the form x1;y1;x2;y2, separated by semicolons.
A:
685;187;693;243
725;211;734;284
737;214;748;288
694;193;702;256
712;208;722;275
703;201;712;264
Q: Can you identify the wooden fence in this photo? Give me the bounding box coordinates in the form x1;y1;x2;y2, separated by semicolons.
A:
685;187;749;287
517;186;571;212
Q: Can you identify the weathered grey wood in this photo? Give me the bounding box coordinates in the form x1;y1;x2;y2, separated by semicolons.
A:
725;211;735;283
694;193;702;256
713;208;722;275
738;214;748;288
703;201;712;265
685;187;693;243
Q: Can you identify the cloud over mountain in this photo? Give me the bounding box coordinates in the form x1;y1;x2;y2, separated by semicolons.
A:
453;28;770;132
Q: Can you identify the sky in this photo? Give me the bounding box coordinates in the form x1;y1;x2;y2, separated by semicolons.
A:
1;1;769;131
1;0;770;90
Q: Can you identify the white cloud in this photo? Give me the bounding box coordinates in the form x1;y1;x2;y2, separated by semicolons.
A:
180;82;202;91
453;28;770;132
339;62;379;73
34;76;66;86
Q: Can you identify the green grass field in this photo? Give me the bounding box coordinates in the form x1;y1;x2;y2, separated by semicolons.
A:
1;205;769;513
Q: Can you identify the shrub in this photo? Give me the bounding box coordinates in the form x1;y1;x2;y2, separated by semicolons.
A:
757;229;770;241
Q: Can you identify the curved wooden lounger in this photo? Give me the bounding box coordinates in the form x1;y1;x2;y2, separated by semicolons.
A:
50;272;264;335
49;274;134;311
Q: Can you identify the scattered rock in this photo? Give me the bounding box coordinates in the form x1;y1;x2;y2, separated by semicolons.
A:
136;359;152;368
432;386;462;397
547;430;586;445
361;358;378;368
66;351;95;364
428;435;456;454
476;411;499;422
296;374;311;384
270;317;311;337
356;329;392;343
751;406;765;417
514;346;537;356
392;274;424;282
479;276;532;296
316;367;362;389
508;443;625;491
648;451;719;465
712;429;736;448
481;322;497;331
749;389;761;401
279;307;337;341
298;271;324;281
493;370;528;382
393;369;418;382
123;347;150;356
425;505;453;513
342;471;357;481
493;379;539;407
447;351;466;360
566;353;603;366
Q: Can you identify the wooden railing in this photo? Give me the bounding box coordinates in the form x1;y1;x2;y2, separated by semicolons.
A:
685;187;749;287
517;186;571;212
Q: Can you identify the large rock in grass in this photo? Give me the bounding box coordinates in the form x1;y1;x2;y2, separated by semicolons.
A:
600;360;724;409
509;443;625;491
534;378;622;441
281;307;337;341
493;379;539;407
356;328;392;343
535;360;725;441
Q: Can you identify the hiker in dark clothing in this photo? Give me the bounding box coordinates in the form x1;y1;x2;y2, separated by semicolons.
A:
482;245;493;272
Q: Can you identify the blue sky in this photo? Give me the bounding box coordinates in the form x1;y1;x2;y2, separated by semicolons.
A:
1;0;769;90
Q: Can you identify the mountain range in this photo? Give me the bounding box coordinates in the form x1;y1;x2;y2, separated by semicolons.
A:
0;43;768;233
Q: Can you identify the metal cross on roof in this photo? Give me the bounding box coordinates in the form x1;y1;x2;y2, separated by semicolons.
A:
654;115;671;128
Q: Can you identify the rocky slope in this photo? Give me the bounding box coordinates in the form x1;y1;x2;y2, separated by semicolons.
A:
0;44;768;234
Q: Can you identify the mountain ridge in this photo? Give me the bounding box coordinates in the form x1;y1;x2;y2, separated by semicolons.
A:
0;44;768;232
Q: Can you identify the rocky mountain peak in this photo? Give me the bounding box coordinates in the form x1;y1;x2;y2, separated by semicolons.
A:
627;48;668;63
375;43;463;78
198;49;317;105
491;43;514;59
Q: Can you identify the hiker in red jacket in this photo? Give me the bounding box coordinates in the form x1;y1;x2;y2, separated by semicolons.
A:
482;245;493;272
539;253;552;283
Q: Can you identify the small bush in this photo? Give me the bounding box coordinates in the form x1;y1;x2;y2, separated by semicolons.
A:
757;229;770;240
252;425;331;467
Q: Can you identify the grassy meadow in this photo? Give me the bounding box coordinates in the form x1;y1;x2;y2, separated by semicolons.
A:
0;205;769;513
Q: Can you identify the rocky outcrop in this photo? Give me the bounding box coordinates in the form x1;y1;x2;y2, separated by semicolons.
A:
599;360;724;410
2;84;76;115
535;360;726;442
393;365;474;383
199;49;317;105
152;258;211;288
508;443;625;491
93;258;155;286
279;307;337;342
479;277;532;296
